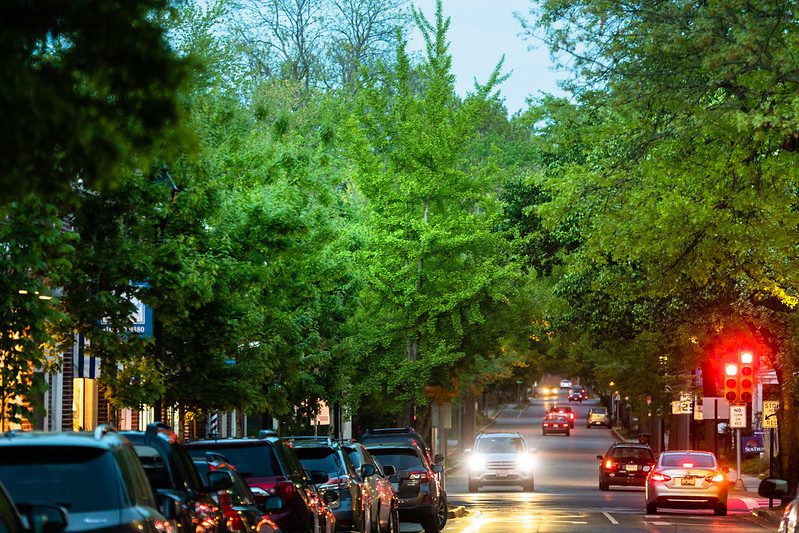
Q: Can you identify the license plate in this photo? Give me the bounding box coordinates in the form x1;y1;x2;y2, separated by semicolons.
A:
681;477;695;486
496;470;508;477
625;465;638;471
391;482;399;491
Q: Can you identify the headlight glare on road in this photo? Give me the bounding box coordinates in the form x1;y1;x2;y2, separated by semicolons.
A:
469;453;486;471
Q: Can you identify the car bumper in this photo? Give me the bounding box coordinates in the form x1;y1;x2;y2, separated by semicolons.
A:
543;427;570;434
588;420;609;426
646;483;728;507
602;471;648;486
470;469;533;484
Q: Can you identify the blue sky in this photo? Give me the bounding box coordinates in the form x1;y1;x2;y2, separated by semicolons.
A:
409;0;566;114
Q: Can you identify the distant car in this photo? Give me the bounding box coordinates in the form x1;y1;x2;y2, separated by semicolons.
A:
192;454;281;533
560;379;572;390
363;442;446;533
341;441;400;533
587;407;611;428
597;443;654;490
645;451;728;515
568;388;585;402
121;422;227;533
0;426;167;533
467;432;535;493
542;413;571;436
549;405;576;427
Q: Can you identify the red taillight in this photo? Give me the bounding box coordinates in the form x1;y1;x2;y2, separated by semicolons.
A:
561;423;569;428
705;473;725;483
276;480;295;499
604;459;615;470
569;413;575;420
218;492;245;532
650;472;671;482
408;470;431;483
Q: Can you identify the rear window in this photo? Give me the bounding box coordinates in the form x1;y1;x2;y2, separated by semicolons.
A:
609;447;654;461
660;453;715;468
475;437;525;453
293;448;344;478
367;448;423;471
590;408;607;414
0;446;121;512
186;443;281;478
343;447;361;468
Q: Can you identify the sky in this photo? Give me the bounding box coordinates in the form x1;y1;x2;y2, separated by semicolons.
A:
409;0;566;115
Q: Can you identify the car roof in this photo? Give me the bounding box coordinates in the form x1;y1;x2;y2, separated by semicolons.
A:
610;442;651;448
185;436;279;446
660;450;713;456
0;430;125;449
476;432;524;439
362;442;423;452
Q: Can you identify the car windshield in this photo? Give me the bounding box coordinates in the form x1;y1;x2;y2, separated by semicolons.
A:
660;453;715;468
367;448;424;471
293;448;344;478
475;437;525;453
0;446;121;512
609;447;654;461
186;443;281;478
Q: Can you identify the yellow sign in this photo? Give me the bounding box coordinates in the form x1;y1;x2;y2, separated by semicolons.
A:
763;401;779;429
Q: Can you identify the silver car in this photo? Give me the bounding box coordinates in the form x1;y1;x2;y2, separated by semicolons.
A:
466;432;536;492
645;451;728;515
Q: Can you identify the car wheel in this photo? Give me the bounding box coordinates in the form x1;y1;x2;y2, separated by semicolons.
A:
586;424;591;429
436;495;448;530
645;502;657;515
599;478;609;491
523;477;534;492
566;430;571;436
389;502;400;533
421;510;440;533
714;504;727;516
542;430;546;436
468;479;479;492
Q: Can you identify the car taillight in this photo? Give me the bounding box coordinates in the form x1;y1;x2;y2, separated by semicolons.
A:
218;492;246;532
650;472;671;482
561;423;569;428
705;473;725;483
408;470;431;483
276;480;295;500
569;413;575;419
604;459;616;470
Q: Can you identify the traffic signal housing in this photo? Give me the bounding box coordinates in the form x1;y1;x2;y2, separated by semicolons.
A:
739;351;754;403
723;362;739;403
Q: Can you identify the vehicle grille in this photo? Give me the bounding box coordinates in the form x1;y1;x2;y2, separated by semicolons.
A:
486;461;516;469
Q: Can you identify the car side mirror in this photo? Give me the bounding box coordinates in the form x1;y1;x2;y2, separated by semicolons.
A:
758;478;789;499
25;505;68;533
434;453;445;464
382;465;396;476
323;489;339;505
596;455;603;460
360;464;376;478
310;470;329;485
207;470;233;492
432;464;444;474
156;490;179;519
261;495;283;513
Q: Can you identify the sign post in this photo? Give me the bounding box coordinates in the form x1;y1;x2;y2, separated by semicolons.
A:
763;400;779;508
730;405;747;490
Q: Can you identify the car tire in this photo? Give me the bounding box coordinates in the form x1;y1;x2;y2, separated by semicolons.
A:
542;430;547;436
385;502;399;533
645;502;657;515
566;430;571;436
599;478;609;491
437;495;448;531
523;478;534;492
714;504;727;516
468;479;479;493
586;424;591;429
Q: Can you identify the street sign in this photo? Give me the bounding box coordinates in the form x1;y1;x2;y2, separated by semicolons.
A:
763;401;779;429
730;405;747;428
694;403;703;421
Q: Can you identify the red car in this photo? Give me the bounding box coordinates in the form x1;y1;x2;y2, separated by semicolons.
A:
549;406;576;428
542;413;571;436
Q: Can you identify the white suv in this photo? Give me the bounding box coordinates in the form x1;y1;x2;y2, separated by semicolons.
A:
467;433;536;493
560;379;572;389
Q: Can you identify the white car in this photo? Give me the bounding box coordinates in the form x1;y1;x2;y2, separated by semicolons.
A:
560;379;572;389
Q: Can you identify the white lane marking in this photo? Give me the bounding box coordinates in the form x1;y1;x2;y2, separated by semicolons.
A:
602;511;619;525
517;409;524;419
647;522;671;526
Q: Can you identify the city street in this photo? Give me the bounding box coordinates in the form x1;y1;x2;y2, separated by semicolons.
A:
402;391;774;532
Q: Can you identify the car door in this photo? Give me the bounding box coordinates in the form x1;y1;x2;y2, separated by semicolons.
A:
366;450;395;528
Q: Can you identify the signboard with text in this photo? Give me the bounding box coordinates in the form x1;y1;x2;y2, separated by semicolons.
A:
763;401;779;429
730;405;747;428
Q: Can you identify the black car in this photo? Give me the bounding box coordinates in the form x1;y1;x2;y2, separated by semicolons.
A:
364;442;446;533
192;454;282;533
0;426;168;532
184;435;337;532
121;423;228;533
597;442;655;490
359;428;441;465
287;437;369;532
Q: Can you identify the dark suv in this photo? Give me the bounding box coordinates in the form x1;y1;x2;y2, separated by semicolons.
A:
597;442;655;490
121;423;227;532
184;435;337;532
364;442;446;533
287;436;369;532
0;426;168;532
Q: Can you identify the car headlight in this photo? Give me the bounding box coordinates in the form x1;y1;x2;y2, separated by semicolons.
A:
517;454;536;471
469;454;486;471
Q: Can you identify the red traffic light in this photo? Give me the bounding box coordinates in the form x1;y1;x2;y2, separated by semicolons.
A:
740;392;752;402
725;391;737;402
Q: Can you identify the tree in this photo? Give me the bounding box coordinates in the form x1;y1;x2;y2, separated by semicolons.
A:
0;0;188;201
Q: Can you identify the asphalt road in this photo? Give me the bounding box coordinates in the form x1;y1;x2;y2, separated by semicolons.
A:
401;391;773;532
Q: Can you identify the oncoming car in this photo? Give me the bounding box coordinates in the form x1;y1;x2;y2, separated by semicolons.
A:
466;433;535;493
645;451;728;516
559;379;572;390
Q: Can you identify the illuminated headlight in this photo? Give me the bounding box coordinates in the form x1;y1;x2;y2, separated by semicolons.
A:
517;454;536;471
469;454;486;471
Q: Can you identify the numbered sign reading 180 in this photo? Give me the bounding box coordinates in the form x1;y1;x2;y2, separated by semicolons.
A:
729;405;747;428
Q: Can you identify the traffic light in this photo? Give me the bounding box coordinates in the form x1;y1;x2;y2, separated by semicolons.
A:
723;362;739;403
739;351;754;403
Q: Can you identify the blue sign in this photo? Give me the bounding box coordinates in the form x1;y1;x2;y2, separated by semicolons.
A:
100;282;153;339
743;431;765;454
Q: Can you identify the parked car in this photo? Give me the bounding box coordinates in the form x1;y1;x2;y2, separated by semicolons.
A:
466;432;535;492
121;422;227;533
758;478;796;531
364;442;446;533
340;441;400;533
645;450;729;515
359;428;440;465
184;434;337;532
548;405;576;428
286;436;369;532
597;442;655;490
0;426;169;532
0;478;57;533
192;454;281;533
587;407;611;428
542;413;571;436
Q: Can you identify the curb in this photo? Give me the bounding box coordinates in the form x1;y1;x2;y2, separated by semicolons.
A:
447;505;468;519
610;426;635;443
752;506;784;526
